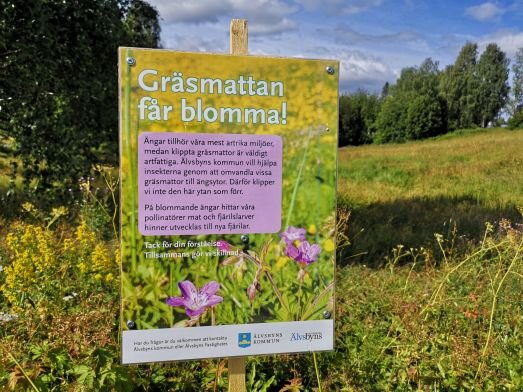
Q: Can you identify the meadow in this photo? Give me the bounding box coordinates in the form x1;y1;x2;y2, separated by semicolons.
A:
0;128;522;391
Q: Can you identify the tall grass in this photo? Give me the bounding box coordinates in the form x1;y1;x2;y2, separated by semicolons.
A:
338;128;523;265
0;129;522;390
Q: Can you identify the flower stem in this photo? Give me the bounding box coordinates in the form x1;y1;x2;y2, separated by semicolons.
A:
244;252;291;315
8;353;40;392
313;351;322;392
285;128;312;229
264;270;291;315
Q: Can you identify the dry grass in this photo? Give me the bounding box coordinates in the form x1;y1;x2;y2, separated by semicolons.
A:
338;128;523;208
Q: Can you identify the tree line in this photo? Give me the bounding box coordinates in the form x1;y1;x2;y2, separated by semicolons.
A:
2;3;522;201
340;43;523;146
0;0;161;201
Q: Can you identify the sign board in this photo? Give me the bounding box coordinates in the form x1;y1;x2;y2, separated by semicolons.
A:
119;48;338;364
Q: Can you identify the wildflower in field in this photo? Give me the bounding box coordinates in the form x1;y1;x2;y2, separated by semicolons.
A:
21;202;35;213
285;243;301;259
0;312;18;324
285;241;321;265
62;292;78;301
247;281;259;303
283;238;321;282
296;241;321;264
217;240;232;252
323;238;335;252
166;280;223;318
280;226;306;245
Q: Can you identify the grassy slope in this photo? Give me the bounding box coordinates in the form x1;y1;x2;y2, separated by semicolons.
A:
338;128;523;265
0;129;521;391
328;129;523;390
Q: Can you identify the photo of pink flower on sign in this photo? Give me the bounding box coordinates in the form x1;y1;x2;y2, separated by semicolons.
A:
166;280;223;318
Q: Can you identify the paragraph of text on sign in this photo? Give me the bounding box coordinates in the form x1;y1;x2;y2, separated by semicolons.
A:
138;132;282;235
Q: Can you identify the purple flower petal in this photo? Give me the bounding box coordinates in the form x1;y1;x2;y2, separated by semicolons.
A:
298;241;321;264
166;296;186;307
186;307;205;318
217;240;232;251
205;294;223;307
200;281;220;296
285;244;301;260
280;226;306;244
178;280;198;301
166;280;224;319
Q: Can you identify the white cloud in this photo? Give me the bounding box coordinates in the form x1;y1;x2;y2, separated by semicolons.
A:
465;2;505;22
149;0;229;23
343;0;384;14
250;18;298;35
325;24;424;46
163;33;227;52
337;51;396;91
147;0;298;35
295;0;384;14
478;29;523;57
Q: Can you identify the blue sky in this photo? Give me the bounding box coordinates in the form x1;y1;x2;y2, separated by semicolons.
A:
145;0;523;92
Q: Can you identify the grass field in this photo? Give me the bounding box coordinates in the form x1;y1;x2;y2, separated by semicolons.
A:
338;128;523;265
0;128;522;390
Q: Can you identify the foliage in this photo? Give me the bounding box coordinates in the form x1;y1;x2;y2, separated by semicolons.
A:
476;43;510;127
374;58;447;143
0;0;160;203
507;47;523;116
339;90;381;146
405;94;447;140
373;95;408;143
344;43;513;145
330;220;522;391
1;205;521;390
440;42;480;130
508;109;523;129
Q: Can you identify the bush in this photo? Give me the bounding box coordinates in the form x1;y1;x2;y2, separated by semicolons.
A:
508;110;523;129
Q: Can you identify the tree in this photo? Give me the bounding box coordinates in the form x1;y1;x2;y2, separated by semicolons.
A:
374;95;408;143
476;43;510;127
406;95;447;139
339;91;381;146
508;47;523;116
381;82;390;99
0;0;160;202
123;0;162;48
440;42;479;129
374;58;447;143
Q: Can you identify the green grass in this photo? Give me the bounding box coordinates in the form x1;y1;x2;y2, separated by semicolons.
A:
338;128;523;265
1;128;522;391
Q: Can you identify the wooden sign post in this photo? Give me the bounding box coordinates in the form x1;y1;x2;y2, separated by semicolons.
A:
228;18;248;392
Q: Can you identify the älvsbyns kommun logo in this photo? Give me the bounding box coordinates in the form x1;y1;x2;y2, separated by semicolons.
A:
238;333;251;348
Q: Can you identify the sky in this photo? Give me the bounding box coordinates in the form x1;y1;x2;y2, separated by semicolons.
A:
145;0;523;92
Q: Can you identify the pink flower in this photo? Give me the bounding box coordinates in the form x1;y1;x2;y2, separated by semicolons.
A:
247;282;258;303
280;226;306;245
166;280;223;318
217;240;233;251
285;241;321;265
297;241;321;264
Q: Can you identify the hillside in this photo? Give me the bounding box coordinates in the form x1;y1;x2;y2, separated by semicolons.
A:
338;128;523;265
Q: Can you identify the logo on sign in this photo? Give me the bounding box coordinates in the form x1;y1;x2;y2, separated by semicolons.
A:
238;333;251;348
290;332;323;342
